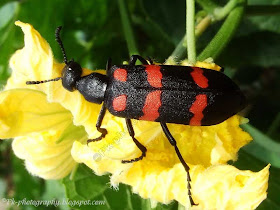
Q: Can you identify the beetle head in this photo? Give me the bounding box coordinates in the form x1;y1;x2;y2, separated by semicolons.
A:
61;60;82;91
26;26;82;91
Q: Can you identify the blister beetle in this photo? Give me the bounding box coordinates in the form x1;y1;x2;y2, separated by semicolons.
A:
26;27;247;206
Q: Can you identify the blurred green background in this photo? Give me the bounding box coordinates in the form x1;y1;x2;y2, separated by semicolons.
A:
0;0;280;209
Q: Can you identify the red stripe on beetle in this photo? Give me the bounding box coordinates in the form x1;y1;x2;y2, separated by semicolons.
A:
189;94;207;126
190;67;208;88
139;90;161;121
114;68;127;82
113;94;127;111
145;65;162;88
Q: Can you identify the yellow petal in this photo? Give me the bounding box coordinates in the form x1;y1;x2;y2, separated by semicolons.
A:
47;63;103;137
192;164;270;209
181;59;222;71
85;115;251;167
72;141;269;208
0;88;86;179
0;89;72;139
71;141;126;176
12;127;84;179
6;21;54;91
8;21;106;138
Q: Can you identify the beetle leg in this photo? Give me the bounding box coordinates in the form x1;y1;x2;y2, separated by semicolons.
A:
106;57;112;71
147;56;154;65
129;55;149;65
122;119;147;163
105;57;112;75
160;122;197;206
87;103;108;145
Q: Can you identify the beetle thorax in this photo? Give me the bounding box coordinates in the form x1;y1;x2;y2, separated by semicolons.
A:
75;73;108;104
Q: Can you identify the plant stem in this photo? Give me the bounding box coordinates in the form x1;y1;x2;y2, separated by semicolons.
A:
118;0;139;55
197;0;242;21
195;15;212;36
198;0;246;61
186;0;196;64
196;0;219;14
167;0;241;63
166;15;211;64
213;0;240;21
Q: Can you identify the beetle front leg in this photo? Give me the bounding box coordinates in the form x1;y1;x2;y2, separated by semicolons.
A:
129;55;149;65
87;103;108;145
122;119;147;163
160;122;197;206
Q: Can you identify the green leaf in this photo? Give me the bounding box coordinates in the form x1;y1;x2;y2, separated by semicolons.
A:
196;0;219;14
63;164;108;199
218;31;280;67
16;0;111;69
62;164;179;210
0;178;6;198
11;153;44;210
241;124;280;168
246;5;280;16
141;0;185;44
237;0;280;36
42;180;70;210
0;2;18;30
118;0;139;55
62;164;118;210
0;2;19;84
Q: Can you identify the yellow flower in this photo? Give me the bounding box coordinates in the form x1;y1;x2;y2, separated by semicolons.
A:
0;21;269;209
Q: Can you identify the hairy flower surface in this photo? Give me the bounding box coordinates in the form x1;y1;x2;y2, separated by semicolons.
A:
0;21;269;209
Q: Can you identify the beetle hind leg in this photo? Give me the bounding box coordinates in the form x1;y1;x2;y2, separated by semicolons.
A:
122;119;147;163
147;56;154;65
87;103;108;145
129;55;149;65
160;122;197;206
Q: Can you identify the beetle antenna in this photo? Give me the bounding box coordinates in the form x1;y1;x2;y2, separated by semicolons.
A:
55;26;68;64
26;77;62;85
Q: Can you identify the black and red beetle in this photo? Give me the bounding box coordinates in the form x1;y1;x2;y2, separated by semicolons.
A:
26;27;247;206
